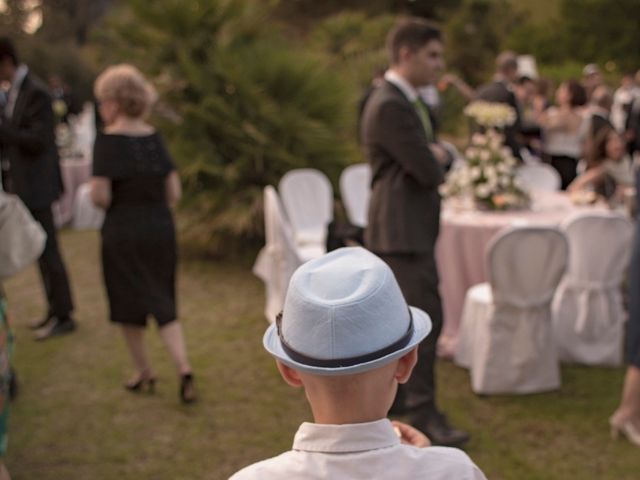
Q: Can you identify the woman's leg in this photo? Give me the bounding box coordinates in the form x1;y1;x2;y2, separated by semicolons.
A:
121;324;153;378
158;320;192;375
0;462;11;480
613;366;640;422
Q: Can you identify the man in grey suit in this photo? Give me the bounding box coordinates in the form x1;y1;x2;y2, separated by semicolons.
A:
361;18;469;446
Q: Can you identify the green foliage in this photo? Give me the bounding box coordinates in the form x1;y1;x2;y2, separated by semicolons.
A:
13;36;96;102
444;0;523;86
96;0;356;253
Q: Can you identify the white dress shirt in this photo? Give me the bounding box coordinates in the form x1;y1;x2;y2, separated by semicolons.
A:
384;70;419;103
5;64;28;120
229;419;487;479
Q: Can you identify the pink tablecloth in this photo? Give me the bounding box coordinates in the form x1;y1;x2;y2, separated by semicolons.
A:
53;155;92;227
435;191;605;358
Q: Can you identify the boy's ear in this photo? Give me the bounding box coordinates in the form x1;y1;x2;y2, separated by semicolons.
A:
276;360;304;388
395;348;418;384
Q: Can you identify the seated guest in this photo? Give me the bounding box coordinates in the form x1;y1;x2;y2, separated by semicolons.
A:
568;127;633;199
230;247;487;480
536;80;587;189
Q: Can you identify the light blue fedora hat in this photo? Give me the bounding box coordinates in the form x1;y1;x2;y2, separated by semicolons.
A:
263;247;432;376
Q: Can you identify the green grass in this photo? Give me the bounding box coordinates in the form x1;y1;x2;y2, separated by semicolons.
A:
4;230;639;479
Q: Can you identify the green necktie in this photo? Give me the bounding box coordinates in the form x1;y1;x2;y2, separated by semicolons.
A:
413;99;434;143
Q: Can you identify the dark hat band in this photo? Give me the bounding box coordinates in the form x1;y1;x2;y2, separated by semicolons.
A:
275;308;415;369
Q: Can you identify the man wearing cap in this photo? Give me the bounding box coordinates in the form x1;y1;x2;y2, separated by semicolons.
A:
230;247;487;480
360;18;469;446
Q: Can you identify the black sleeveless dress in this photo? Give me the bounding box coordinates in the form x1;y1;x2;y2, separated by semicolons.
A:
93;132;177;326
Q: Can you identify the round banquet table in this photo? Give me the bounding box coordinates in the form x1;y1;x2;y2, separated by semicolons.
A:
435;190;607;358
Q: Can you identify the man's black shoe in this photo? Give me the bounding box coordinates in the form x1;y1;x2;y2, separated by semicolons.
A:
410;411;470;448
34;318;76;341
29;315;53;330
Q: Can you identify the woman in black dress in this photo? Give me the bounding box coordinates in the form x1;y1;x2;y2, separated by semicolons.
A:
90;64;195;403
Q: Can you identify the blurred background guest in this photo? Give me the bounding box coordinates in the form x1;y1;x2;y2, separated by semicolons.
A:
609;161;640;448
90;64;196;404
582;63;604;102
568;127;633;200
0;37;76;340
536;79;587;189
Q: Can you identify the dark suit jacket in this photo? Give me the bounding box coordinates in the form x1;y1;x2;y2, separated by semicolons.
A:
361;81;443;254
475;79;523;158
0;73;62;210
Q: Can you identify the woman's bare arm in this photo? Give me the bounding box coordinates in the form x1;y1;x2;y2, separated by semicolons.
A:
89;177;112;209
165;170;182;207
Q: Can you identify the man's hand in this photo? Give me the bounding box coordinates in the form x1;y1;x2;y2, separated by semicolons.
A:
391;420;431;448
429;142;450;169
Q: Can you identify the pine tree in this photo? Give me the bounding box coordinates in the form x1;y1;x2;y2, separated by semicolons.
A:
97;0;356;253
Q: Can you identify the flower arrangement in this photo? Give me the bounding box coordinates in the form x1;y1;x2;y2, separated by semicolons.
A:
439;130;529;210
463;100;517;129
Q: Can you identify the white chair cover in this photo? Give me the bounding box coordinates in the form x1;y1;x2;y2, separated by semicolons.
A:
455;227;568;394
253;186;303;323
72;183;105;230
279;169;332;252
516;163;561;191
552;213;633;366
339;163;371;228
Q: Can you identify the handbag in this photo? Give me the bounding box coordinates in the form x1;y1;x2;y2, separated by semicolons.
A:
0;192;46;280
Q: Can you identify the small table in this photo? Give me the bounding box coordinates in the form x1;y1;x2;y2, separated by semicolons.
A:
435;191;605;358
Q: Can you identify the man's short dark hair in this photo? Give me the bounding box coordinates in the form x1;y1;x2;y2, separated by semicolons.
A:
387;18;442;65
0;37;18;66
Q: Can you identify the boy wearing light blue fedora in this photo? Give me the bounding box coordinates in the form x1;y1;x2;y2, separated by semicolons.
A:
230;247;486;479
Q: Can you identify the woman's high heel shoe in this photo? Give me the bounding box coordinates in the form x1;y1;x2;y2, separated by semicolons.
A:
609;417;640;446
180;373;196;404
125;375;156;393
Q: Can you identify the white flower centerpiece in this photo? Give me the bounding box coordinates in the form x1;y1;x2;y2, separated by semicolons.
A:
439;101;529;211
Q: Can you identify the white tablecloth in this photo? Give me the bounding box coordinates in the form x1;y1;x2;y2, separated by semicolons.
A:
435;191;606;357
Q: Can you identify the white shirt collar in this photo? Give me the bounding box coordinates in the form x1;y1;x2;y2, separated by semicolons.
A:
5;64;29;118
384;70;419;103
292;419;400;454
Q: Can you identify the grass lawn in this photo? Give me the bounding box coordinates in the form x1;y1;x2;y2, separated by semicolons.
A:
3;229;639;479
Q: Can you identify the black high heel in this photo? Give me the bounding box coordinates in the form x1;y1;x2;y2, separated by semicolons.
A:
180;373;196;404
125;375;156;393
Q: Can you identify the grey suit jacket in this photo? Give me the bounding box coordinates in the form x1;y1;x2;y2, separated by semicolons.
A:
361;81;443;254
0;74;62;210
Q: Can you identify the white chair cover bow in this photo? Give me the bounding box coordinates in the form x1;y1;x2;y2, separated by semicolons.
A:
551;213;633;366
253;186;303;323
455;226;568;394
339;163;371;228
279;169;332;254
516;163;561;192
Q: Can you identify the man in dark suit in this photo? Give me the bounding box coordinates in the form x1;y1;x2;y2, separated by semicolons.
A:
360;18;469;447
475;51;523;159
0;37;76;339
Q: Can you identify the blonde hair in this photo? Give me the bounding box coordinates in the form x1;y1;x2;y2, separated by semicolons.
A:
94;64;157;118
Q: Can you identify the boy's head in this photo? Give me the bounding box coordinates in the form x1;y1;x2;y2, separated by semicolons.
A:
263;247;432;419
